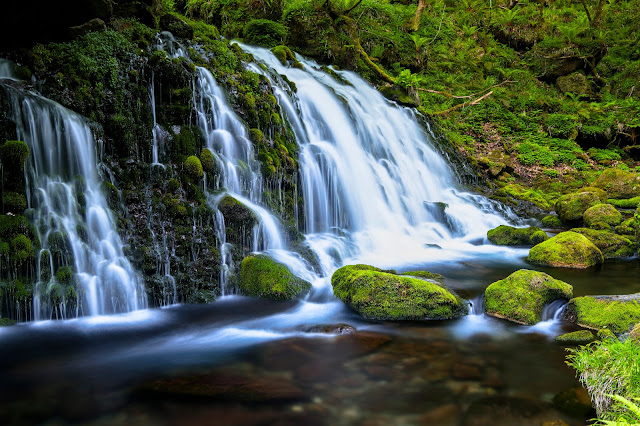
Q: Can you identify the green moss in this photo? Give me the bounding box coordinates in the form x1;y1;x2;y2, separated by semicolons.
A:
217;195;257;230
566;296;640;334
487;225;548;246
0;140;30;191
248;128;264;143
608;197;640;209
243;19;288;48
55;266;74;285
2;192;27;213
555;188;607;224
596;328;617;341
183;156;203;179
555;330;595;345
592;169;640;200
239;254;311;300
10;234;34;264
270;45;300;67
570;228;636;259
0;318;16;326
167;178;181;192
484;269;572;325
400;270;445;284
200;148;215;174
331;264;468;320
583;204;623;228
494;183;553;210
101;181;119;210
527;231;604;269
542;215;564;228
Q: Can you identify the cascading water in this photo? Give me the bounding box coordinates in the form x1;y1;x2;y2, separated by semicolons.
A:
0;76;146;319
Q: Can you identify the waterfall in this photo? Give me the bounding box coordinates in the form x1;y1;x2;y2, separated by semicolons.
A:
0;80;147;319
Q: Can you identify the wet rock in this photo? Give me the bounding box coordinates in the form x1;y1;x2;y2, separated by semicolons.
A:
564;294;640;333
569;228;636;259
451;363;483;381
527;231;604;269
542;215;564;229
304;323;356;334
592;169;640;199
484;269;572;325
332;264;468;320
159;14;194;40
487;225;548;246
583;204;622;228
239;254;311;300
554;187;607;224
69;18;107;39
419;403;460;425
462;396;572;426
379;85;420;107
552;387;594;417
554;330;595;345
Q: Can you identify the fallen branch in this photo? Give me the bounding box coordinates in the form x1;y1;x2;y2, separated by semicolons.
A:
418;80;513;99
432;91;493;115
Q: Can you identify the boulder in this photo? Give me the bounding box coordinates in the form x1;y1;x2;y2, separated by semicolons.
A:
630;323;640;342
554;187;607;224
563;294;640;333
541;215;563;228
608;196;640;209
554;330;595;345
159;14;194;40
239;254;311;300
582;204;622;228
217;195;258;230
569;228;636;259
556;72;591;97
527;231;603;269
487;225;548;246
592;169;640;199
379;85;420;108
331;264;468;320
484;269;573;325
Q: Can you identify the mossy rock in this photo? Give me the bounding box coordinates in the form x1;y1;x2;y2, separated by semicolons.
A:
183;156;203;179
583;204;622;228
10;234;34;265
55;266;74;285
243;19;288;48
379;85;420;108
608;197;640;209
554;330;595;345
239;254;311;300
200;148;215;174
554;188;607;224
569;228;636;259
487;225;548;246
159;14;194;40
564;294;640;333
270;45;302;68
556;72;591;96
484;269;572;325
400;270;445;284
331;264;468;320
541;215;563;228
630;323;640;342
0;140;30;191
0;318;16;326
596;328;617;341
592;169;640;199
2;191;27;213
217;195;258;230
527;231;604;269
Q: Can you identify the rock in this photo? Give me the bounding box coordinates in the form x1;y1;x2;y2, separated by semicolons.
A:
239;254;311;300
527;231;604;269
554;187;607;224
583;204;622;228
159;14;194;40
564;294;640;333
608;196;640;209
379;85;420;108
630;323;640;342
420;404;460;426
304;323;356;334
331;264;468;320
69;18;107;39
569;228;636;259
552;387;594;417
615;218;639;238
556;72;590;96
554;330;595;345
596;328;617;341
542;215;563;228
487;225;548;246
592;169;640;199
400;270;445;283
462;396;570;426
217;195;258;230
484;269;572;325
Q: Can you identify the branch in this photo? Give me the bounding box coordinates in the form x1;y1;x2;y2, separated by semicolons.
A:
418;80;513;99
344;0;364;16
432;91;494;115
579;0;592;25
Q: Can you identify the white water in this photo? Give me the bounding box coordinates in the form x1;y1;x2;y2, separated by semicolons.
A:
0;81;146;319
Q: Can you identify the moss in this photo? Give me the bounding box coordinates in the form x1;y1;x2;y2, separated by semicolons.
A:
167;178;181;192
484;269;572;325
592;169;640;200
243;19;288;48
0;318;16;326
0;140;30;191
200;148;215;174
615;218;638;238
596;328;617;341
239;254;311;300
400;270;445;284
101;181;119;210
583;204;623;228
10;234;34;265
608;197;640;209
527;231;604;269
570;228;636;259
331;264;468;320
55;266;74;285
270;45;300;67
487;225;548;246
566;296;640;334
542;215;564;228
183;156;203;180
495;183;552;210
217;195;257;230
555;188;607;224
2;192;27;213
555;330;595;345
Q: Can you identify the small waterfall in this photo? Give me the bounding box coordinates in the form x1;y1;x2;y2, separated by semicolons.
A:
0;79;146;319
149;71;165;167
541;300;567;322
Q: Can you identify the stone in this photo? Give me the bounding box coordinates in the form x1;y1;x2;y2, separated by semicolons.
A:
569;228;636;259
554;330;595;345
583;204;622;227
556;72;590;96
69;18;107;39
564;294;640;333
552;387;594;417
592;168;640;199
527;231;604;269
487;225;548;246
379;85;420;107
159;14;194;40
542;215;563;228
629;322;640;342
331;264;468;320
484;269;573;325
239;254;311;300
554;187;607;224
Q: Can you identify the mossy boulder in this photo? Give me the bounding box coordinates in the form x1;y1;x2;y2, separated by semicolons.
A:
183;156;203;179
630;323;640;342
379;85;420;108
592;169;640;199
487;225;548;246
564;294;640;333
484;269;573;325
541;215;563;228
583;204;622;228
239;254;311;300
554;187;607;224
597;328;617;341
200;148;215;174
554;330;595;345
243;19;288;48
614;217;638;238
331;264;468;320
556;72;590;96
400;270;445;284
609;197;640;209
527;231;604;269
10;234;34;264
159;14;193;40
2;192;27;213
569;228;636;259
270;45;302;68
0;140;30;191
217;195;258;230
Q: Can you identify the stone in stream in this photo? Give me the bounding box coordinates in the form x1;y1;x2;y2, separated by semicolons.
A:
238;254;311;300
564;294;640;334
484;269;572;325
331;264;468;320
554;187;607;224
569;228;636;259
554;330;595;345
582;203;622;228
552;387;595;418
486;225;548;246
527;231;603;269
462;396;574;426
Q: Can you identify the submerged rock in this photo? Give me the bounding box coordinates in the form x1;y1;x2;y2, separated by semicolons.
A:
487;225;548;246
554;187;607;224
527;231;603;269
582;203;622;228
239;254;311;300
564;294;640;333
552;387;594;417
554;330;595;345
592;168;640;199
569;228;636;259
484;269;572;325
331;264;468;320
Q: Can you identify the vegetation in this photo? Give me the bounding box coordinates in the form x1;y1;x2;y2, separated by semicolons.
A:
555;330;595;345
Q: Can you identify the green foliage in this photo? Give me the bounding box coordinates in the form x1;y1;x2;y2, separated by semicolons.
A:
200;148;215;174
243;19;288;48
183;156;204;179
10;234;34;265
2;192;27;213
55;266;74;285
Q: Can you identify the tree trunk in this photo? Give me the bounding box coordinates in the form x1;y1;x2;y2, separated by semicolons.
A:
408;0;427;32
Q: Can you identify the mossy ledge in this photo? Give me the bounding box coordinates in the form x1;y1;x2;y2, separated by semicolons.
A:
331;264;468;321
